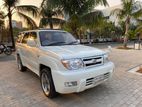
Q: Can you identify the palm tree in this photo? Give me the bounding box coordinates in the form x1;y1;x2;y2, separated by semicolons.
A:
0;11;5;28
0;10;5;42
39;0;65;29
111;0;142;47
135;19;142;39
42;0;108;17
2;0;39;49
81;10;105;29
41;0;108;41
63;10;105;41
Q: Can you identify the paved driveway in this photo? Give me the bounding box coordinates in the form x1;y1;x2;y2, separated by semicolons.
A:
1;45;142;107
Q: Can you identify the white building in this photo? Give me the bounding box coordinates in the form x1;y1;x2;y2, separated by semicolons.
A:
100;3;140;26
101;4;122;25
12;20;17;28
5;20;23;29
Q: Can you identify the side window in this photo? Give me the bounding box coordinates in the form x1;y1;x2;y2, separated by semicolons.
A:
22;33;29;44
29;32;37;40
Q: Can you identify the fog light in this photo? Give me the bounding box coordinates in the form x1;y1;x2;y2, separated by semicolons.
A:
64;81;77;87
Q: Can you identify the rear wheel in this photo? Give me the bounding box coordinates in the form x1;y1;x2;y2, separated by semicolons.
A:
17;55;26;72
4;48;12;55
40;68;57;98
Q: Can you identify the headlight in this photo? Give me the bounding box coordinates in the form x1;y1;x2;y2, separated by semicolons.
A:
61;59;84;70
104;54;109;63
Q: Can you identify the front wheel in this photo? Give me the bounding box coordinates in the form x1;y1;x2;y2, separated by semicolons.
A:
40;68;57;98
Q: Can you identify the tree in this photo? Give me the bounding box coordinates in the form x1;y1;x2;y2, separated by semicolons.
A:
63;10;105;39
81;10;105;29
41;0;108;41
2;0;39;49
42;0;108;17
39;0;65;29
111;0;142;47
0;10;5;28
0;10;5;42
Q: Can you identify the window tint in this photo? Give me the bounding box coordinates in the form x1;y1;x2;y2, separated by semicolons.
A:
22;33;29;44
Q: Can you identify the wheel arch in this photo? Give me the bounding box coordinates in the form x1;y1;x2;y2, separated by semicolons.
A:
39;64;52;75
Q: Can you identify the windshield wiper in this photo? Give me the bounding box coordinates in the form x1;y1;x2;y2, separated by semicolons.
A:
47;42;66;46
67;41;78;45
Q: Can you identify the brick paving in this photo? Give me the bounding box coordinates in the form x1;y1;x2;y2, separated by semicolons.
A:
1;45;142;107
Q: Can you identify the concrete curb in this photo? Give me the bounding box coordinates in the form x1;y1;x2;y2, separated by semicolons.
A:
127;64;142;75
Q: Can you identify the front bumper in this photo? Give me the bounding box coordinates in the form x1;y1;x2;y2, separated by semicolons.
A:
52;62;114;94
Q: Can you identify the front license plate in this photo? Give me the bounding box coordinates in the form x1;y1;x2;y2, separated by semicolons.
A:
94;73;109;84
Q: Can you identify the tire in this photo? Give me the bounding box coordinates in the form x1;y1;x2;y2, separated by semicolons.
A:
0;49;3;54
40;68;57;98
4;48;12;55
17;55;27;72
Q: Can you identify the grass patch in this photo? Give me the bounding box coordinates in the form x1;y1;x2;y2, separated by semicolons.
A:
117;46;133;50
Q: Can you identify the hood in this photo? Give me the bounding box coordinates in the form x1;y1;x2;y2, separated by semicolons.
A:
40;45;106;59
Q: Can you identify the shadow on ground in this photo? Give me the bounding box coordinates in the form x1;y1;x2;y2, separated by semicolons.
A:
0;54;15;62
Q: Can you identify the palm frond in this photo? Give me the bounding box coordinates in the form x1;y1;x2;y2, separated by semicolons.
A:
17;11;37;29
82;10;104;23
137;19;142;23
40;0;46;8
52;9;63;17
135;25;142;33
40;2;63;18
0;11;5;19
110;8;126;20
40;0;61;9
16;5;39;17
110;8;122;16
131;9;142;18
43;0;108;16
93;0;109;7
3;0;19;8
81;10;105;28
39;17;65;27
0;11;5;26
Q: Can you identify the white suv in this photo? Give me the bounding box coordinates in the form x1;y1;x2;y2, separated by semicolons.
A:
16;29;114;98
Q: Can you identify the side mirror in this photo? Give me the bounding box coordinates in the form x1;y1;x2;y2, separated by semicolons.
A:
27;39;36;47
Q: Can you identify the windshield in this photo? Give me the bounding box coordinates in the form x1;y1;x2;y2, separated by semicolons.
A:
39;31;78;46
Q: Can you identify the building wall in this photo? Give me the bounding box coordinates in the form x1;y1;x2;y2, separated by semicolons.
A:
101;4;139;26
5;20;23;29
101;4;122;26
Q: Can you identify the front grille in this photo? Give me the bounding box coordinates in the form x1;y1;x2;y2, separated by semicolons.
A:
86;73;110;86
83;56;103;67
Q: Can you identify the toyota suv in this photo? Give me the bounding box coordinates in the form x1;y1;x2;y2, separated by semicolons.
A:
16;29;114;98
